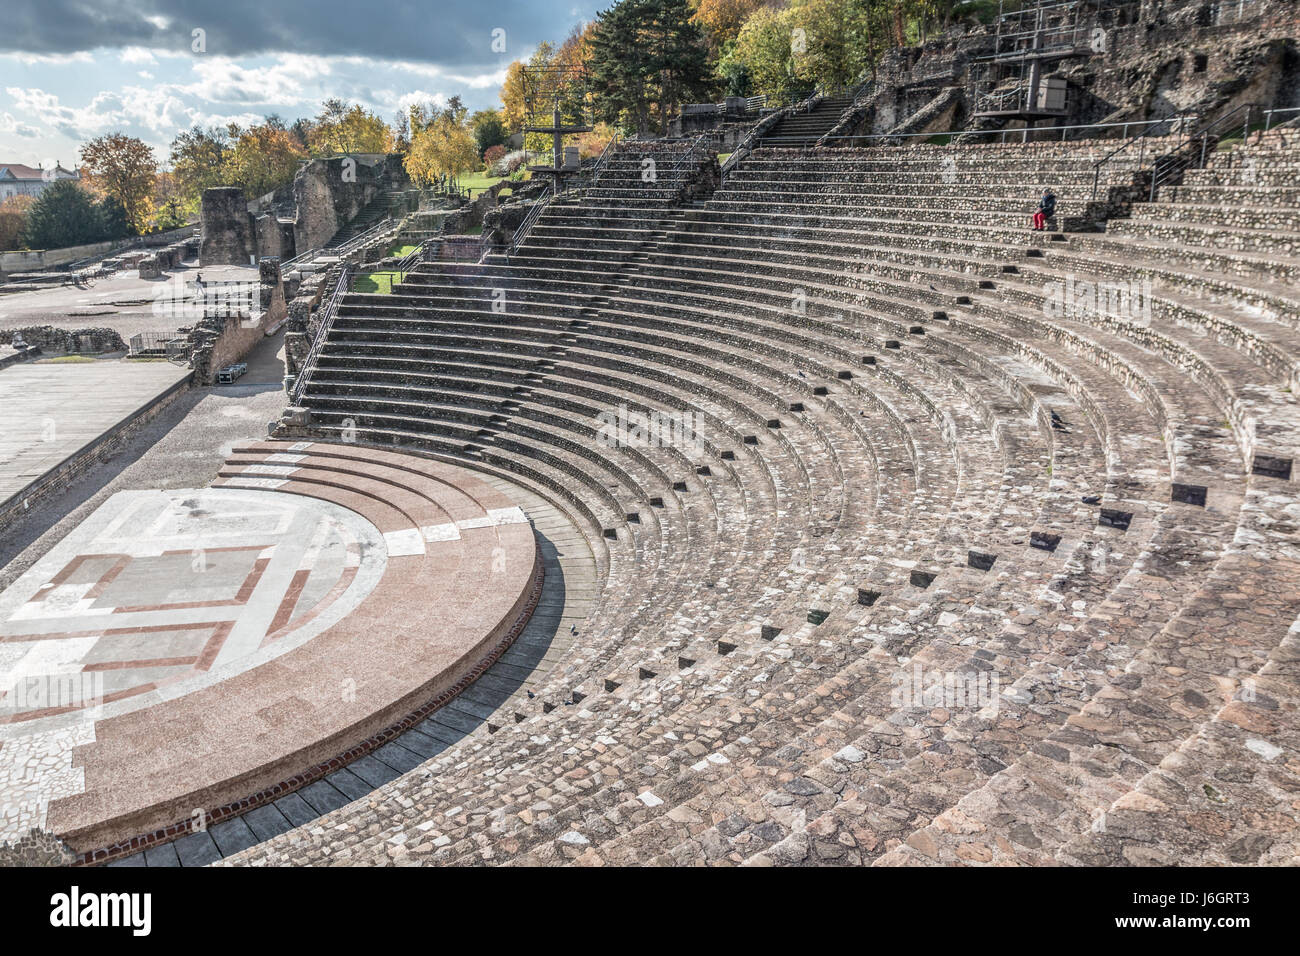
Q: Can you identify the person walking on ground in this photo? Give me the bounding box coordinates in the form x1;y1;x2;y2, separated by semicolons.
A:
1032;188;1056;231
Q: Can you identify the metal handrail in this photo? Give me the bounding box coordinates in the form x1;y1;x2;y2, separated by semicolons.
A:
1089;113;1191;201
1263;107;1300;133
721;94;807;177
591;132;622;180
280;246;322;270
1146;102;1256;201
509;187;552;257
394;238;431;283
290;264;352;406
332;216;394;257
766;112;1202;150
668;133;710;187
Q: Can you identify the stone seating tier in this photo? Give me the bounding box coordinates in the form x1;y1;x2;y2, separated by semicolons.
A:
199;134;1300;868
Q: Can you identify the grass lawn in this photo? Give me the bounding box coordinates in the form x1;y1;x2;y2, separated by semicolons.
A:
1214;119;1268;151
460;171;507;197
718;152;732;166
388;243;420;258
352;271;403;295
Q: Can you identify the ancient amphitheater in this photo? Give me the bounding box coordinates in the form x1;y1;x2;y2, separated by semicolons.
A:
246;122;1300;868
3;26;1300;875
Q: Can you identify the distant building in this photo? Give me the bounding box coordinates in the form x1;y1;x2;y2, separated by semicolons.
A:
0;163;80;200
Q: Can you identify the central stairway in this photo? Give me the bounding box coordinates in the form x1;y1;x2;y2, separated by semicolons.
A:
761;93;858;145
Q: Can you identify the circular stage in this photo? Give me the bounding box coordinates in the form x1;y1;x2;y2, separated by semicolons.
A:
0;442;541;860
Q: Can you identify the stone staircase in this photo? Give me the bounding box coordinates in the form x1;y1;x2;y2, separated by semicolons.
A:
761;94;858;146
325;188;397;250
188;129;1300;868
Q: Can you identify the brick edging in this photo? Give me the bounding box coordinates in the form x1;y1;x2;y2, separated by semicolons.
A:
75;552;546;866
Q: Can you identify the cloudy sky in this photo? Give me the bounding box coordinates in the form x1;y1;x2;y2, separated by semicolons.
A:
0;0;602;169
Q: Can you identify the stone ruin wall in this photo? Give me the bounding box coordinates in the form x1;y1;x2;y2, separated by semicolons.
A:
292;154;405;253
175;258;288;385
200;155;409;267
0;326;127;354
199;187;257;266
845;0;1299;139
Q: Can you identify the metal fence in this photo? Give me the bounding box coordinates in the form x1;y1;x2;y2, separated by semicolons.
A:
290;265;352;406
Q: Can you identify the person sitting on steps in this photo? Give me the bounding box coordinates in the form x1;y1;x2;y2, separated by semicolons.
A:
1032;188;1057;231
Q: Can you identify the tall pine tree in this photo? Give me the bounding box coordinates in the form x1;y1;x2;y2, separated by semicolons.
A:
590;0;711;136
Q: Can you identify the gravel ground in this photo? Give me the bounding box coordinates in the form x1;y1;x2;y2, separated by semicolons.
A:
0;261;260;341
0;330;289;591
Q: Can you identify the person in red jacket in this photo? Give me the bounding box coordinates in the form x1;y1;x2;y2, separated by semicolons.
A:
1032;189;1057;231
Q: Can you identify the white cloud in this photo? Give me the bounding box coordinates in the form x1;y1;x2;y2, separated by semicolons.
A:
0;51;94;66
120;47;158;66
0;111;40;138
182;54;330;105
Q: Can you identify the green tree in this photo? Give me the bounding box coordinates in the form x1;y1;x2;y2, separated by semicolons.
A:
19;180;107;249
718;4;801;104
590;0;712;135
96;196;131;240
168;125;230;212
591;3;652;132
471;110;509;157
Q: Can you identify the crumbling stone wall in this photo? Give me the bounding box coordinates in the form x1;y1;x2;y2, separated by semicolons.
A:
0;326;126;354
259;257;288;330
181;259;286;384
840;0;1299;142
200;187;255;266
291;155;404;253
255;214;284;260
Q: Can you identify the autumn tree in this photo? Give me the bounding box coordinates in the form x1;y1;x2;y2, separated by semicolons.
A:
221;123;307;198
151;170;189;230
79;133;157;234
691;0;771;54
168;125;230;211
575;121;619;158
0;194;36;250
307;101;394;156
499;59;530;133
404;100;479;185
